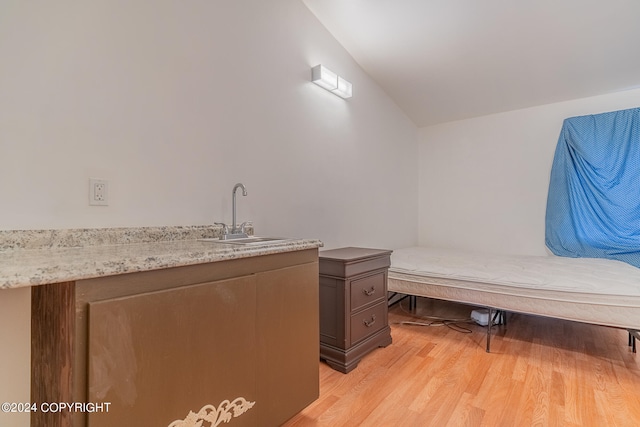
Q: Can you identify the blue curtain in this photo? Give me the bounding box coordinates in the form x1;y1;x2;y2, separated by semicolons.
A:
545;107;640;268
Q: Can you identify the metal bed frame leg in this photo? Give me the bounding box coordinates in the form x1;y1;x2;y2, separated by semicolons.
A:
486;309;507;353
387;292;410;308
486;308;492;353
629;330;638;353
387;293;417;311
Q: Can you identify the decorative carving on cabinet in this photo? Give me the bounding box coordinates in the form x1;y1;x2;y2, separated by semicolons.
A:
168;397;256;427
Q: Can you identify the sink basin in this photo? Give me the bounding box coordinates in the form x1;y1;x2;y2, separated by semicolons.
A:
199;237;288;245
222;237;288;245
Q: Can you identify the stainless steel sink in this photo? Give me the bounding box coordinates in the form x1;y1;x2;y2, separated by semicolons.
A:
199;237;288;245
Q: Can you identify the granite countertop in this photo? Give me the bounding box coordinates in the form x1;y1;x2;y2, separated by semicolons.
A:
0;226;323;290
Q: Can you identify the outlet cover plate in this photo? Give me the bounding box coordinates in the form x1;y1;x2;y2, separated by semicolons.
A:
89;178;108;206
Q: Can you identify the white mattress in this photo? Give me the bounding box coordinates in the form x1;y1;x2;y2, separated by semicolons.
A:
388;247;640;329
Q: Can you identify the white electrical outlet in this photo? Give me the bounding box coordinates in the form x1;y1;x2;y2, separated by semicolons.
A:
89;179;109;206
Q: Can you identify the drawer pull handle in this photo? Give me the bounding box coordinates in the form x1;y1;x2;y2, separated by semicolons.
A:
363;287;376;296
363;314;376;327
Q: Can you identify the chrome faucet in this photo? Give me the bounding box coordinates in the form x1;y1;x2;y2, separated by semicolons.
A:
232;183;247;234
215;183;250;240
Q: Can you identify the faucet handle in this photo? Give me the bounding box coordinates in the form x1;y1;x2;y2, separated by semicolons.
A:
214;222;229;235
239;221;252;234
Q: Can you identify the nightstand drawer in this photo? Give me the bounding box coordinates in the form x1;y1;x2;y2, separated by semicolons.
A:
350;272;386;312
350;301;387;345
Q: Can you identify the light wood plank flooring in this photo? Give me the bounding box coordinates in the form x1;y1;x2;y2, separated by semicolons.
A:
284;298;640;427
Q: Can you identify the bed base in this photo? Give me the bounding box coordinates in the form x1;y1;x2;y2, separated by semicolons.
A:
388;292;506;353
391;289;637;355
392;291;637;355
388;247;640;357
388;273;640;357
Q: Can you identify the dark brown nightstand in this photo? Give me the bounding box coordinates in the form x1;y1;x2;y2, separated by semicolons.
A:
319;247;393;373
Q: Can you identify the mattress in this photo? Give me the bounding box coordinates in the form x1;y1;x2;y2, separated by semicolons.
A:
388;247;640;329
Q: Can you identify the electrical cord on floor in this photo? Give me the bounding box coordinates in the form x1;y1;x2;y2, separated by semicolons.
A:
393;300;475;334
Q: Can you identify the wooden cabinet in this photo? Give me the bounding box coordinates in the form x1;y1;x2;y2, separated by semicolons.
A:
255;263;320;427
31;249;319;427
319;247;392;373
86;275;259;427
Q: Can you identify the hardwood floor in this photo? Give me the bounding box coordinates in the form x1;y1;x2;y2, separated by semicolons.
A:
284;298;640;427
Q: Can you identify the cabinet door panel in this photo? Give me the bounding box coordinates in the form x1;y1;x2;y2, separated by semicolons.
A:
87;275;258;427
256;262;319;427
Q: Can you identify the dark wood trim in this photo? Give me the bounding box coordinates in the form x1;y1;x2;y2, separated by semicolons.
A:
31;281;75;427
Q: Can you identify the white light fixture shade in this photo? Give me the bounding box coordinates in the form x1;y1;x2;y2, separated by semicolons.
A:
333;76;353;99
311;64;352;99
312;65;338;91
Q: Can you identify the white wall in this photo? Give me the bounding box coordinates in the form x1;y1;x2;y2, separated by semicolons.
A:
0;0;418;247
418;87;640;256
0;2;419;425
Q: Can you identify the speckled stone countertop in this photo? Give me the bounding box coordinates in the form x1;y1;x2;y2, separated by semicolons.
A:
0;226;322;290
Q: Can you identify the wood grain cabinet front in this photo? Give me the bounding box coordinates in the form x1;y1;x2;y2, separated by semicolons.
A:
319;247;393;373
31;249;319;427
86;275;259;427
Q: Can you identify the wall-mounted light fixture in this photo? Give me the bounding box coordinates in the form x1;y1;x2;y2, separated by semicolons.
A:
311;64;352;99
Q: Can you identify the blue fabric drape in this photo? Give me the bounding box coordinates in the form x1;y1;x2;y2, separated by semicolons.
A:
545;107;640;268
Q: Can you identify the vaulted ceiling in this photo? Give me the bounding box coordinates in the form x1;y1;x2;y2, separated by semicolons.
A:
303;0;640;126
